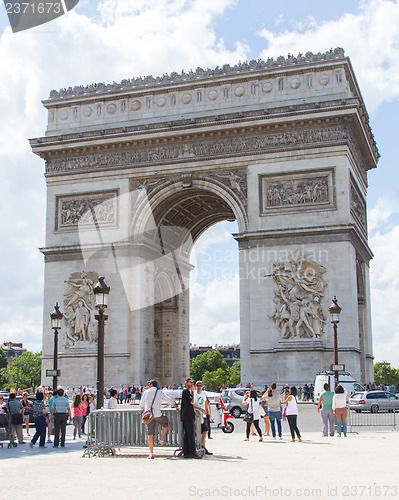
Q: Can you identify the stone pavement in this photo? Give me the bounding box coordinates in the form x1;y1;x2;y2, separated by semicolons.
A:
1;421;398;500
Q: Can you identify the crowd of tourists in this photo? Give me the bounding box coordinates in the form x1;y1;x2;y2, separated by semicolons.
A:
0;386;96;448
1;377;396;458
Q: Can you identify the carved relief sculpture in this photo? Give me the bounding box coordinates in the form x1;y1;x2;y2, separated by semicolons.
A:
270;257;327;340
350;178;367;231
57;191;118;230
212;169;247;205
46;125;349;174
266;177;328;208
63;271;99;348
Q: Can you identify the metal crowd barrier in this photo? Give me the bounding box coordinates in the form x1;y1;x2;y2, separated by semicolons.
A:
83;408;203;457
348;406;397;433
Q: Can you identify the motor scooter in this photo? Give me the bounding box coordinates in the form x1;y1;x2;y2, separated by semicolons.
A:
218;398;234;433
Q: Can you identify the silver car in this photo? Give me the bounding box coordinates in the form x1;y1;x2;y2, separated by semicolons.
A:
348;391;399;413
221;388;261;418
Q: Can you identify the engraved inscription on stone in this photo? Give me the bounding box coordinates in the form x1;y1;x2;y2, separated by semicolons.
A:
260;168;334;214
350;178;367;231
270;257;327;340
56;190;118;230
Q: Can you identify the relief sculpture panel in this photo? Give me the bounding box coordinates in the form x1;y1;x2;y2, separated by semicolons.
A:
260;168;335;215
270;257;327;340
63;271;98;348
350;177;367;232
56;190;118;230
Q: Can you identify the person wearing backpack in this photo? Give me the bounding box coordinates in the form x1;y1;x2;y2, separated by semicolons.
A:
7;393;25;446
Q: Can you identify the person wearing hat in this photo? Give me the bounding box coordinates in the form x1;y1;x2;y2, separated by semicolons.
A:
180;378;204;459
140;379;179;459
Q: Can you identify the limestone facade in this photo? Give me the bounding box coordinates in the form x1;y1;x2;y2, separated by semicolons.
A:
31;48;378;386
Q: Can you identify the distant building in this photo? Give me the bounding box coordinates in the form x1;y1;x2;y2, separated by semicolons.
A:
2;342;27;364
190;344;240;367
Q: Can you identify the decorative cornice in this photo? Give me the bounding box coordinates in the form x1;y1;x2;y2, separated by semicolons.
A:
45;124;351;175
48;48;346;101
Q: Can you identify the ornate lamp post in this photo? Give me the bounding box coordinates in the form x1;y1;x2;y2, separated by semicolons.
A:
329;296;342;388
93;276;110;410
50;302;63;391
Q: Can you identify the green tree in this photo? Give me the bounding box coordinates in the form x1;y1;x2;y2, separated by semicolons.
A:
374;363;399;387
190;351;228;381
227;361;241;387
202;368;229;391
0;347;7;369
1;351;42;390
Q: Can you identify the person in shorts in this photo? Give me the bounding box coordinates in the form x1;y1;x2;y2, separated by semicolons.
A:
140;380;179;459
193;381;212;455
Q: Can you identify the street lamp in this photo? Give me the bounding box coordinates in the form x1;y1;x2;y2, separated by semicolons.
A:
93;276;110;410
329;296;342;388
50;302;63;391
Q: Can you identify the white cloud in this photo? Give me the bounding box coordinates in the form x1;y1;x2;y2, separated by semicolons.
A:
368;198;394;232
369;200;399;366
190;275;239;346
258;0;399;112
0;0;246;353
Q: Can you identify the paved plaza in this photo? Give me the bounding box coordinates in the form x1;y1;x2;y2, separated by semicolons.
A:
0;404;397;500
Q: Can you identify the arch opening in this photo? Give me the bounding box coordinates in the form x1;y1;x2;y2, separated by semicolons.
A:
145;185;241;386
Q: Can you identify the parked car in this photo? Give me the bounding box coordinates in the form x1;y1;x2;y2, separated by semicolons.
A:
3;395;37;424
348;391;399;413
220;388;261;418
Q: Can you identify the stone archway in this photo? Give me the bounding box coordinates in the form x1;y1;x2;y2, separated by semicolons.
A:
130;179;245;385
33;49;378;386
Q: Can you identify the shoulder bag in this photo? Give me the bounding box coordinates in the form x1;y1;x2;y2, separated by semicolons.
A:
243;398;254;423
142;389;158;425
7;403;23;426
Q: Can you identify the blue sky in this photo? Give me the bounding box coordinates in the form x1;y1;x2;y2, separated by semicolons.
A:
0;0;398;367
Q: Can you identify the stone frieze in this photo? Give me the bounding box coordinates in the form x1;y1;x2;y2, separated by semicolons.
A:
46;125;349;174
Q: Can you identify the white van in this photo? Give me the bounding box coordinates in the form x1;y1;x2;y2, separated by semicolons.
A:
313;372;364;404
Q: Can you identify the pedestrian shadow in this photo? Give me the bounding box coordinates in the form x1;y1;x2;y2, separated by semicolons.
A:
107;452;246;462
0;442;85;460
200;454;246;462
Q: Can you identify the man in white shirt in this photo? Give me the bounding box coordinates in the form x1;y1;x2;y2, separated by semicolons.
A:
140;379;179;459
108;389;118;409
193;381;212;455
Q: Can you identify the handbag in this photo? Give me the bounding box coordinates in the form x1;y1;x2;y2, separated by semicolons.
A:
243;411;253;423
243;398;254;423
11;413;23;425
142;389;158;425
282;405;287;422
8;403;23;425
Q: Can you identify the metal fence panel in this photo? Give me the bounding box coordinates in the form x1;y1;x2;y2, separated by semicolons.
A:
83;408;202;457
348;406;397;432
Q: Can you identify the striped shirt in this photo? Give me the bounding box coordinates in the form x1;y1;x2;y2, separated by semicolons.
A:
52;396;70;414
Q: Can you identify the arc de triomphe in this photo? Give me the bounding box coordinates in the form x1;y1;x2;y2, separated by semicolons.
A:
31;48;378;387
